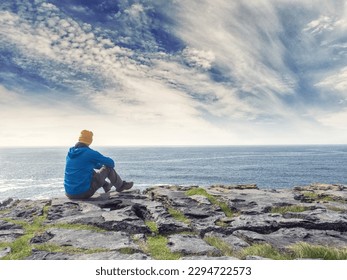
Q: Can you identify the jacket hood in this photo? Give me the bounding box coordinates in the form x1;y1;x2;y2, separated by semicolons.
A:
67;146;89;159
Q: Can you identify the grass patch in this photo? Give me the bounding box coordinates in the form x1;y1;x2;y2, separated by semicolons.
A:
271;205;310;214
185;187;235;218
215;220;229;227
204;236;233;256
0;209;10;215
33;243;108;255
236;242;347;260
117;247;137;255
238;243;291;260
0;208;51;259
168;208;191;224
0;234;35;260
302;192;344;203
218;202;234;218
185;187;211;197
145;235;181;260
326;206;346;212
145;221;159;234
1;213;51;259
290;242;347;260
0;206;107;259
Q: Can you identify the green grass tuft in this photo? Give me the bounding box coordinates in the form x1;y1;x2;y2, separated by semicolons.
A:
204;236;233;256
238;243;291;260
145;235;181;260
168;208;191;224
33;243;108;255
237;242;347;260
302;192;344;203
218;201;234;218
117;247;137;255
0;234;35;260
215;219;229;227
185;187;235;217
0;209;10;215
326;206;346;212
271;205;310;214
185;187;210;197
52;223;106;232
145;221;159;234
290;242;347;260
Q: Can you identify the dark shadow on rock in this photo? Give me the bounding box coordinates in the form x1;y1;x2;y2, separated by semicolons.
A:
30;231;54;244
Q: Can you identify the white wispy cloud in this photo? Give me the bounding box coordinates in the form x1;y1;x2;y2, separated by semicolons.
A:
1;0;347;146
317;67;347;96
0;1;237;145
305;12;347;99
170;0;297;107
182;47;215;70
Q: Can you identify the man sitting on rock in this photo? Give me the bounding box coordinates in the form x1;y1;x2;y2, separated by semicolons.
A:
64;130;133;199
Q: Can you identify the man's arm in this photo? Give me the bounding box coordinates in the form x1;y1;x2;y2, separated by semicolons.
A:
90;149;115;169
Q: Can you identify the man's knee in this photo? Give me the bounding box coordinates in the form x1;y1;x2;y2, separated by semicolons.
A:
98;166;110;175
107;168;116;181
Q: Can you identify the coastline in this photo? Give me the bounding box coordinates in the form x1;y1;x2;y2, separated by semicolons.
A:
1;145;347;200
1;183;347;260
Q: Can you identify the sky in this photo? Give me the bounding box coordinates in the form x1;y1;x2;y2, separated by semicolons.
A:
0;0;347;147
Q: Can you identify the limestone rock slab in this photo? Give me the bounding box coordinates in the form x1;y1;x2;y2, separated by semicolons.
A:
167;234;220;256
42;228;138;251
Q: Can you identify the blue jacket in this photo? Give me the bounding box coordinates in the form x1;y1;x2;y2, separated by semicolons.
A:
64;146;115;195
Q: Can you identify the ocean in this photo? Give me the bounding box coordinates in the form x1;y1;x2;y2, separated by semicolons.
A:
0;145;346;201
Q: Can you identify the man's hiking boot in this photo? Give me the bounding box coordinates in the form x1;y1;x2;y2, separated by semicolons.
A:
116;181;134;192
102;182;112;193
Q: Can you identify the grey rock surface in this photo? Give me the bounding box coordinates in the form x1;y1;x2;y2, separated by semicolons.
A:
204;232;250;252
1;183;347;260
0;247;11;258
167;234;220;256
0;220;24;242
27;250;151;260
41;228;138;251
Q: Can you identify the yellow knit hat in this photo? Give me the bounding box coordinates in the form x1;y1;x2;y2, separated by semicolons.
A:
78;130;93;145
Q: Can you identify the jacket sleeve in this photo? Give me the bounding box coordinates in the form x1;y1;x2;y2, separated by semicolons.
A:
89;149;115;169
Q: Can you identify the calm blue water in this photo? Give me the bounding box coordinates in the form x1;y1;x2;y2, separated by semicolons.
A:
0;145;346;200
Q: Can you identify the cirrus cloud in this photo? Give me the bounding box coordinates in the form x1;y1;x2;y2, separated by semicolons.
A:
0;0;347;146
